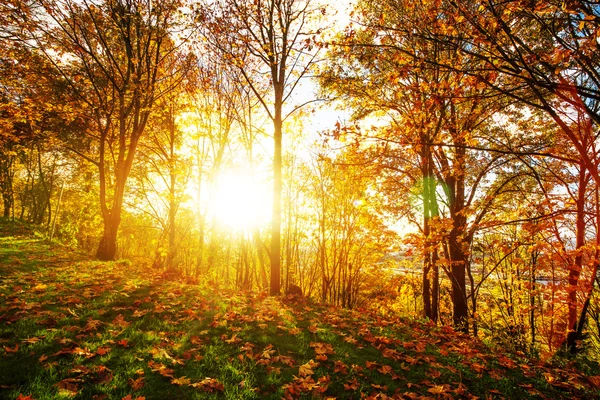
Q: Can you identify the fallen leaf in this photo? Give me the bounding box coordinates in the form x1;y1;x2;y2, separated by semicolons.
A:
3;344;19;353
33;284;48;292
56;378;80;397
171;376;191;385
189;377;224;392
334;360;348;375
299;359;319;377
428;385;448;394
96;346;111;356
92;366;113;384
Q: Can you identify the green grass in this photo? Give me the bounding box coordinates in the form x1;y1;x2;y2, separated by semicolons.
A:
1;220;600;399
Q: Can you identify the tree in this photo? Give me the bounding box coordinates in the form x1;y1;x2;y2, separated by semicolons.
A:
424;0;600;351
200;0;323;295
320;0;525;331
28;0;191;260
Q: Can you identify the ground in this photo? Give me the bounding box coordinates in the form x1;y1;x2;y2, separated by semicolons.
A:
1;220;600;399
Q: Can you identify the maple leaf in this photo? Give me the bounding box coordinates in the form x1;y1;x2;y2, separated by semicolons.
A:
224;334;241;344
382;347;402;361
171;376;191;385
32;283;48;292
70;365;92;375
261;344;275;359
16;395;35;400
38;354;48;363
470;362;486;375
288;327;302;335
371;383;387;390
81;319;103;333
3;344;18;353
294;376;319;392
148;360;175;378
72;347;96;359
299;359;319;377
22;337;41;344
402;392;420;399
112;314;130;328
344;336;358;345
334;360;348;375
189;377;224;392
92;366;113;384
344;377;360;390
426;368;441;379
378;364;393;375
403;355;419;365
276;355;295;366
428;385;448;395
56;378;80;397
266;366;281;374
96;346;111;356
310;342;334;361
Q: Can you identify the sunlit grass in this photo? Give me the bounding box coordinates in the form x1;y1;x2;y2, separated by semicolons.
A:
1;220;599;399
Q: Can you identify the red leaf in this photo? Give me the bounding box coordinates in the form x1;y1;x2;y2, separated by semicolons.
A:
3;344;19;353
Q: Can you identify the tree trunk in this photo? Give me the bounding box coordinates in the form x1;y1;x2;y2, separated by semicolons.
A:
167;108;177;271
270;84;283;296
449;228;469;331
96;212;120;260
566;164;587;353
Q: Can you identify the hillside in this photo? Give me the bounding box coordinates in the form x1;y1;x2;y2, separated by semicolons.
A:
1;221;599;399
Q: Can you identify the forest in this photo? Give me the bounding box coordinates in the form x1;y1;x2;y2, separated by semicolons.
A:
1;0;600;380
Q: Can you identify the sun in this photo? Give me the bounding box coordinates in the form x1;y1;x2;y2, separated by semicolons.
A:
211;169;271;230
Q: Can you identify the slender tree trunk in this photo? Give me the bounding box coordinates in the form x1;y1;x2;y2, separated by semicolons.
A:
566;164;587;352
254;231;268;289
422;139;432;319
270;85;283;296
167;108;177;271
530;250;538;351
432;248;439;322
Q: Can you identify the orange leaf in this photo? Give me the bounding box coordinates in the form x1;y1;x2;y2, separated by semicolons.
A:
96;346;111;356
171;376;191;385
56;378;80;396
334;360;348;375
128;377;145;391
344;377;360;390
299;360;319;377
428;385;447;395
378;364;393;375
3;344;19;353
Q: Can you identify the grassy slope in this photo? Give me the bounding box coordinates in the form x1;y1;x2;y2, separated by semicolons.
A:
1;220;599;399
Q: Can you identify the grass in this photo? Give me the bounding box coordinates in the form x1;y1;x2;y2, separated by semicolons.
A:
1;219;600;399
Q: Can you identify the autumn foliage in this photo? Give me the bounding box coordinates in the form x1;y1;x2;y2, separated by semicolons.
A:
1;0;600;386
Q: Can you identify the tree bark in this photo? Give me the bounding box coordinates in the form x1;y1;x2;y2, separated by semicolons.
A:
270;83;283;296
566;163;587;353
96;211;120;260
